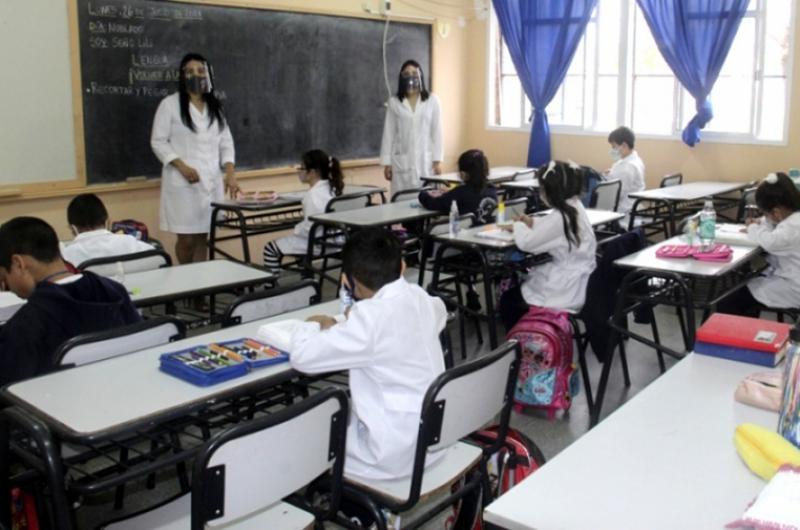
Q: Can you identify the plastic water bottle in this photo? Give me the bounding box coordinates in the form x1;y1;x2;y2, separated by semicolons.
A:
684;214;699;246
339;284;353;314
698;200;716;247
778;326;800;447
496;200;506;225
448;200;460;238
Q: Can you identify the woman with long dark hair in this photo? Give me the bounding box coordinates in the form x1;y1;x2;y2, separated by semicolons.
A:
379;59;443;196
151;53;239;268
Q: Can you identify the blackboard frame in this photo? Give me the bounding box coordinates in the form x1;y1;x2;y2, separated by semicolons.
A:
74;0;434;186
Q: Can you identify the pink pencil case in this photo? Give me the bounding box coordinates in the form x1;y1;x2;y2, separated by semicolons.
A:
655;243;733;262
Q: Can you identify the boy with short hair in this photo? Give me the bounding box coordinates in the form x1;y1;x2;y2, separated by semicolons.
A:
0;217;141;386
290;227;447;480
61;193;153;268
606;126;646;214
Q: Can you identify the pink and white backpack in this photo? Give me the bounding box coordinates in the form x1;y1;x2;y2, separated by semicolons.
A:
506;305;578;419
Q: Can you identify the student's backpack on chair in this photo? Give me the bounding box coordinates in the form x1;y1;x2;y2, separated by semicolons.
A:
111;219;149;242
507;305;578;418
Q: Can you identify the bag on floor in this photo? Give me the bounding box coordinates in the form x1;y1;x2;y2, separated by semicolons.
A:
11;487;39;530
507;305;578;418
111;219;149;242
446;426;545;530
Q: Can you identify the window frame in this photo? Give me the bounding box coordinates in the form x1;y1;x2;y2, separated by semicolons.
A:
485;0;796;147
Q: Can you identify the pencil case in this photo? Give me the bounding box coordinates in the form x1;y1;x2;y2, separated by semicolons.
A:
734;372;784;412
655;243;733;261
159;344;248;386
655;244;695;258
215;338;289;369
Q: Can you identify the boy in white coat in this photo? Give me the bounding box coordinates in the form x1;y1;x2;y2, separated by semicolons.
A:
606;126;645;214
290;228;447;481
61;194;154;268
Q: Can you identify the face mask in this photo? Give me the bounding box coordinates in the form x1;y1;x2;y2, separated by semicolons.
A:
609;147;621;162
344;273;361;302
186;75;209;94
402;74;421;92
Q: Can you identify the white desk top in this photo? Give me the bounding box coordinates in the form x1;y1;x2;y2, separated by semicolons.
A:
438;209;626;249
484;354;776;530
125;260;274;306
501;178;539;190
614;235;760;277
309;201;442;228
629;181;749;202
0;291;25;325
211;184;385;211
2;300;340;440
424;166;535;185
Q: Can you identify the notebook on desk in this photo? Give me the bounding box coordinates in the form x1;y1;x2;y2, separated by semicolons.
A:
714;224;758;247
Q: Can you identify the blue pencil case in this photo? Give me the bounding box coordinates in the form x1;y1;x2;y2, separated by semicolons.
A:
159;344;248;387
216;338;289;369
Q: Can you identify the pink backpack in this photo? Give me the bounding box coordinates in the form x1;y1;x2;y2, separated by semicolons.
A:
506;306;577;419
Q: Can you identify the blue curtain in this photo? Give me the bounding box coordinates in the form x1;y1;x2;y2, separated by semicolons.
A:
637;0;748;146
492;0;597;167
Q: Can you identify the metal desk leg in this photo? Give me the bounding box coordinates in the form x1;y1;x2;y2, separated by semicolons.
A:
478;250;499;349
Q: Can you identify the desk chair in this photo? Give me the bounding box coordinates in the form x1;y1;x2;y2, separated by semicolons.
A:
735;186;758;223
391;187;432;202
331;341;521;530
55;316;185;367
221;280;319;327
660;173;683;187
590;179;622;211
503;196;530;218
102;388;349;530
78;249;172;277
52;317;186;509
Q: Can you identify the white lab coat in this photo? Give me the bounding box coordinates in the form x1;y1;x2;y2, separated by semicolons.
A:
151;92;235;234
290;278;447;480
60;229;154;268
273;180;336;255
380;94;443;196
608;150;645;214
512;198;597;313
746;212;800;309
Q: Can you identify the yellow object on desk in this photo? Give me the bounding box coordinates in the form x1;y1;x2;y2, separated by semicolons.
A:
734;423;800;481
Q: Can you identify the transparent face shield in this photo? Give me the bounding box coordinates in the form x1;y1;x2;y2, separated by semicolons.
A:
185;61;213;94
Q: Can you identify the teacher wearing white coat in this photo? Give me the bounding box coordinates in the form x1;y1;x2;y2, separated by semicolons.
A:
380;60;443;197
151;52;239;268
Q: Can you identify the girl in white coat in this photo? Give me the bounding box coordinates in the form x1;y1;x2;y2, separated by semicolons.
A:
499;161;597;330
380;60;443;197
718;172;800;317
151;53;239;267
262;149;344;272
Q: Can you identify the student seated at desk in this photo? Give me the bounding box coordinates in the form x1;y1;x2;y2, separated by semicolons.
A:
290;228;447;480
0;217;141;387
718;172;800;317
262;149;344;273
499;161;597;330
606;126;645;214
418;148;497;225
60;193;154;268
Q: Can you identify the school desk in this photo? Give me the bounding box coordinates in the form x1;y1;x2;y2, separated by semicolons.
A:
429;209;625;349
422;166;534;187
484;353;774;530
309;200;442;230
628;181;750;236
125;259;275;309
0;291;25;326
0;300;339;530
208;184;386;263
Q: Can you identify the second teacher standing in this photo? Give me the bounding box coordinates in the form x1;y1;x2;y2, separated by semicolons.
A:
380;59;443;196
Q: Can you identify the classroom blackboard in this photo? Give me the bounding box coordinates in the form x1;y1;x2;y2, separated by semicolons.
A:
77;0;431;184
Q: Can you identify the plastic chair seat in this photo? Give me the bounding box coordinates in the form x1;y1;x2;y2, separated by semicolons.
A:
104;493;315;530
344;442;481;505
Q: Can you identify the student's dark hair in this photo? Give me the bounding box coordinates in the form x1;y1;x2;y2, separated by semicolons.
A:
396;59;430;102
67;193;108;231
458;149;490;192
178;53;226;132
302;149;344;196
536;161;582;249
755;172;800;213
341;228;402;292
0;217;61;269
608;126;635;149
